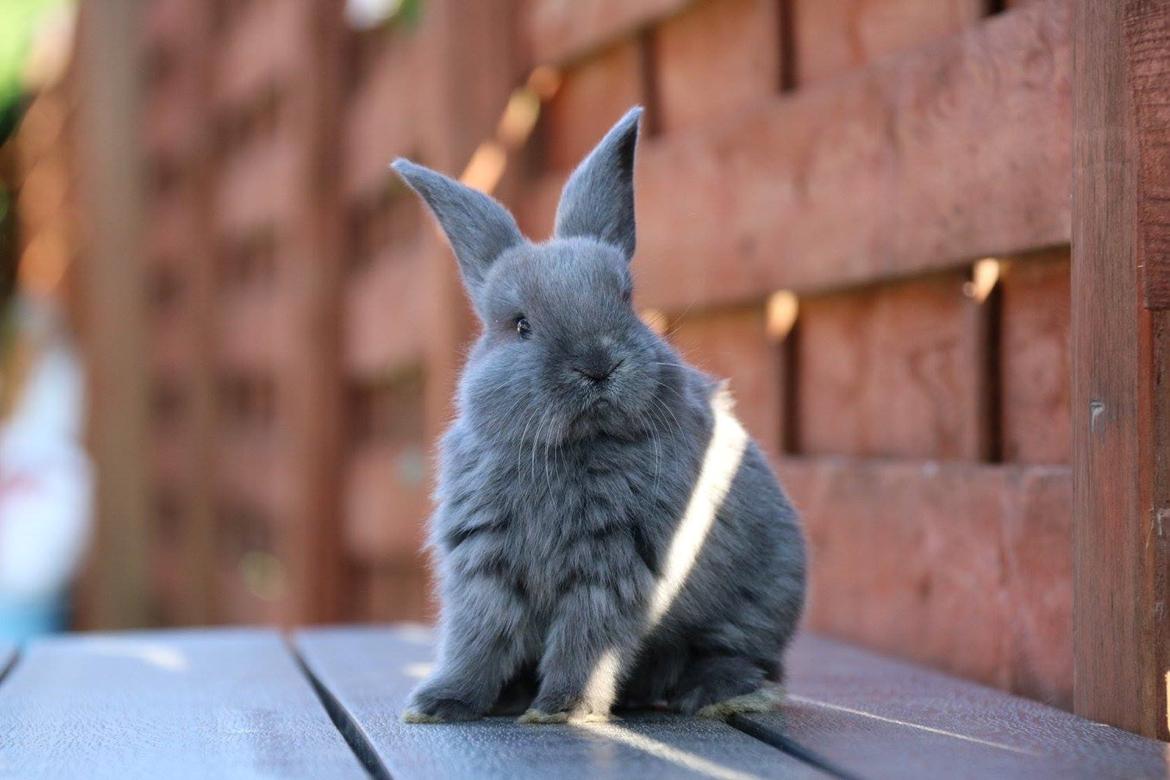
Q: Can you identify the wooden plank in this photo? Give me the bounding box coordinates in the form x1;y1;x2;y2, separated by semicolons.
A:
778;457;1073;707
1071;0;1170;740
668;303;784;456
525;0;692;66
341;27;426;200
268;0;350;625
1000;250;1071;464
160;0;218;627
653;0;781;133
632;1;1070;310
74;0;154;628
742;634;1168;780
213;136;300;237
294;626;823;779
792;0;984;87
544;40;646;173
1132;11;1170;310
214;0;299;108
0;629;365;778
343;442;429;566
344;245;427;378
795;273;987;460
352;568;433;623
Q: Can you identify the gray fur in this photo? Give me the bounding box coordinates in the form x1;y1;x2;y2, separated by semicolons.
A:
391;158;523;317
393;107;806;723
554;106;641;260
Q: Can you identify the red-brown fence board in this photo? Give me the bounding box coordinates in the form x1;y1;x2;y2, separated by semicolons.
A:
214;0;300;107
153;422;194;488
354;567;433;623
543;40;646;172
669;303;784;455
1000;250;1071;464
150;302;194;372
781;456;1072;708
635;2;1070;311
342;32;426;198
796;273;987;460
524;0;691;66
792;0;985;87
344;248;427;378
145;202;198;266
213;138;300;234
999;465;1074;707
653;0;780;132
515;171;565;241
343;444;430;565
216;289;290;372
1072;0;1170;739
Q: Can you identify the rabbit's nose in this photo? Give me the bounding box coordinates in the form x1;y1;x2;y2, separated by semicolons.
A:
574;354;624;383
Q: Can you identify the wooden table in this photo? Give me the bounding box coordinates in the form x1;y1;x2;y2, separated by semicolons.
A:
0;626;1163;779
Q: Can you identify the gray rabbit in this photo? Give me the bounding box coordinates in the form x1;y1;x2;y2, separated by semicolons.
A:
393;107;805;724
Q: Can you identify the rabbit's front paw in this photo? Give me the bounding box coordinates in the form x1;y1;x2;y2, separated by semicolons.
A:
402;681;487;723
693;683;786;720
519;691;612;725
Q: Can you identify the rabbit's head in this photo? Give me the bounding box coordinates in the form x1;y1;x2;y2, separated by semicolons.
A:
393;107;680;444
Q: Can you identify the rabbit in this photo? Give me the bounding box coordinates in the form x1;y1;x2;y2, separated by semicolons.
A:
393;106;806;724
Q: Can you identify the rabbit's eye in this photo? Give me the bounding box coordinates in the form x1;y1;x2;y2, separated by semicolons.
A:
621;288;633;303
515;316;532;339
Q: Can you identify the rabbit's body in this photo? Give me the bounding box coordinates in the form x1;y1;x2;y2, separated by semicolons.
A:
394;108;806;724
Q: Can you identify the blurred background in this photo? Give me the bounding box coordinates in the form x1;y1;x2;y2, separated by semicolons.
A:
0;0;1073;709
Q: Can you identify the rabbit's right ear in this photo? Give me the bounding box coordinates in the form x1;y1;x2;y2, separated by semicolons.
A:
391;159;523;307
554;106;642;261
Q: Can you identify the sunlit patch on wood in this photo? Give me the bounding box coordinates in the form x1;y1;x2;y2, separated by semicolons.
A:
576;722;764;780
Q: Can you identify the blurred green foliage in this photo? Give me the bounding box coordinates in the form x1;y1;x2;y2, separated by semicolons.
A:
0;0;69;142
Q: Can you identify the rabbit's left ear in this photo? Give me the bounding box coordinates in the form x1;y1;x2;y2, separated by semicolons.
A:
554;106;642;261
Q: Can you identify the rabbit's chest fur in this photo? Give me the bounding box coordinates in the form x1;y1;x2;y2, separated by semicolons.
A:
434;418;699;616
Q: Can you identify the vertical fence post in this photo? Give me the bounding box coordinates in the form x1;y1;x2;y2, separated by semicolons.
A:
287;0;349;624
1072;0;1170;740
74;0;153;628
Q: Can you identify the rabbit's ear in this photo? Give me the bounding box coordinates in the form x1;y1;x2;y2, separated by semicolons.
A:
392;159;523;301
554;106;642;261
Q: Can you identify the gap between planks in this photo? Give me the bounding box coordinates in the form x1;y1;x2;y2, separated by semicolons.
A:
286;635;392;780
285;629;849;779
727;714;860;780
0;643;20;690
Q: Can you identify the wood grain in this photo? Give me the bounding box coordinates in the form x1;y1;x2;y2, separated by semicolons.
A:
778;457;1073;707
343;441;430;566
795;273;986;460
1131;6;1170;309
543;40;646;173
1000;250;1071;464
792;0;984;87
626;1;1070;311
74;0;154;628
744;634;1168;779
1071;0;1170;740
0;630;365;778
668;303;785;457
343;244;428;378
653;0;781;133
294;626;821;778
524;0;693;66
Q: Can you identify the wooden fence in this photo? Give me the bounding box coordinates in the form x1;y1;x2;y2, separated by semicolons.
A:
70;0;1169;740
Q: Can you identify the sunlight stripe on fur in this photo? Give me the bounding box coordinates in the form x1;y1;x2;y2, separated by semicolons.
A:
647;385;748;627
